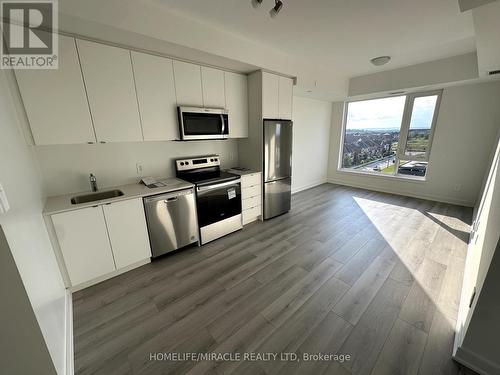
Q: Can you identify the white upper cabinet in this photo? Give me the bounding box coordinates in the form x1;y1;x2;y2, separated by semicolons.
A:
131;51;178;141
201;66;226;108
261;72;293;120
102;198;151;269
173;61;203;106
76;40;143;143
262;72;280;119
225;72;248;138
278;76;293;120
52;206;116;286
15;34;95;145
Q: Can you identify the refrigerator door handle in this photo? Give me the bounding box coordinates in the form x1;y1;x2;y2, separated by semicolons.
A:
265;176;291;183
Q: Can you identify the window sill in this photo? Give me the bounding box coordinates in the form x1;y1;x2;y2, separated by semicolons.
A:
336;168;427;183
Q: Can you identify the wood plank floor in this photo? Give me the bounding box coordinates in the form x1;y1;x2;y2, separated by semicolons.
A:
73;184;476;375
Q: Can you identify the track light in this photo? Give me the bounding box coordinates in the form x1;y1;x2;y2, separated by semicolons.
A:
253;0;284;17
270;0;283;17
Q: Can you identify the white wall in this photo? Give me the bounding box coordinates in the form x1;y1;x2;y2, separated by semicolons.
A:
291;96;332;193
328;81;500;207
0;70;66;374
35;140;238;196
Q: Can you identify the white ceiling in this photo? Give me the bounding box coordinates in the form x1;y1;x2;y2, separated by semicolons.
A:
152;0;475;78
59;0;478;100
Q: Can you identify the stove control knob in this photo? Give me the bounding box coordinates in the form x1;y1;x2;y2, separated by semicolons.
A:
180;162;184;166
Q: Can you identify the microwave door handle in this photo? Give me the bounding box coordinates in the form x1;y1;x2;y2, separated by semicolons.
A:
221;114;225;136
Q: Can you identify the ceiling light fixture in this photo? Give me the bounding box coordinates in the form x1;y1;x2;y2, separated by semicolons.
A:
270;0;284;17
253;0;284;17
370;56;391;66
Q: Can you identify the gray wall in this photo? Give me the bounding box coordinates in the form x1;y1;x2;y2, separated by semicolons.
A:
461;239;500;374
0;226;57;375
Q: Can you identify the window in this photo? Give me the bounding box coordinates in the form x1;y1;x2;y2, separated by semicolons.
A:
340;90;441;179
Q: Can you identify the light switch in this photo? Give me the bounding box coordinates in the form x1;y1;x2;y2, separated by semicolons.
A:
0;183;10;214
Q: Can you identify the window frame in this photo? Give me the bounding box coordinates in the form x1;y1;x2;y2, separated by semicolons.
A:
338;89;443;180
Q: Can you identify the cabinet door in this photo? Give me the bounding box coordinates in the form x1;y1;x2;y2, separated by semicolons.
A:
15;34;95;145
279;76;293;120
173;61;203;106
225;72;248;138
52;207;116;286
262;72;279;119
131;51;178;141
201;66;225;108
103;198;151;269
76;40;143;143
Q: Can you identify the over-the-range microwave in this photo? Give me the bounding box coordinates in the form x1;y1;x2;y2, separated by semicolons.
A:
177;106;229;141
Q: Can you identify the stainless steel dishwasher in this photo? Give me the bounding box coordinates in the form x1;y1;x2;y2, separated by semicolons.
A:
143;188;199;257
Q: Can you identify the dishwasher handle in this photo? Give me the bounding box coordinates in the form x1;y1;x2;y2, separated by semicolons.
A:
143;188;194;203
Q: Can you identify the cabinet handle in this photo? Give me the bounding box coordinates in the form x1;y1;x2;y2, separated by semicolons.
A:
100;141;106;144
87;141;94;144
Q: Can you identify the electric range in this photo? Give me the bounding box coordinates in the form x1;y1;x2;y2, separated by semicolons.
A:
176;155;242;244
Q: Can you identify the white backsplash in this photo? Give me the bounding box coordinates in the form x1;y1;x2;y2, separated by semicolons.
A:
35;140;239;197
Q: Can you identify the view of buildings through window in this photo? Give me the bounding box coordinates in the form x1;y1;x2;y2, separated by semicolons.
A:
341;93;440;178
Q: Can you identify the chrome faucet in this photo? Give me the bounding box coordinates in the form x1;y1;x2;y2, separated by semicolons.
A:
89;173;98;192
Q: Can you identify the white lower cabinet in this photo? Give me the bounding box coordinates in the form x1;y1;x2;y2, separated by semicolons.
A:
52;206;116;286
240;172;262;225
51;198;152;287
103;199;151;269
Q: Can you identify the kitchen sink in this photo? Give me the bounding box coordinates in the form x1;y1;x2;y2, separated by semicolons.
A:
70;190;124;205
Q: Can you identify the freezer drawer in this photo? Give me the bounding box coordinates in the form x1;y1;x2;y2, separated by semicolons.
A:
263;177;291;220
143;188;199;257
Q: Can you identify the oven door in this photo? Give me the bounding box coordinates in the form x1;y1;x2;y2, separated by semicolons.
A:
178;107;229;140
196;179;242;227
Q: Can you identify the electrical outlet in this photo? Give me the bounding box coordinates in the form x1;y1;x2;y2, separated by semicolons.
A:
136;162;144;175
453;184;462;192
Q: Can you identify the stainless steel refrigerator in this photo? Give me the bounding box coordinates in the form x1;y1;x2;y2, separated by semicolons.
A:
263;119;293;220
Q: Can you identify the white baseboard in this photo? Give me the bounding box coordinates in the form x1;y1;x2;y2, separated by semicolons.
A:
64;289;74;375
454;346;499;375
292;178;328;194
327;178;475;207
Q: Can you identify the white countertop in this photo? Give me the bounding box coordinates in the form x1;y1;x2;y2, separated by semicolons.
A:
227;168;261;176
43;178;194;215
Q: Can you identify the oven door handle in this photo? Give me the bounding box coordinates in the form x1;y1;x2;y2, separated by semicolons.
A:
197;179;240;192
